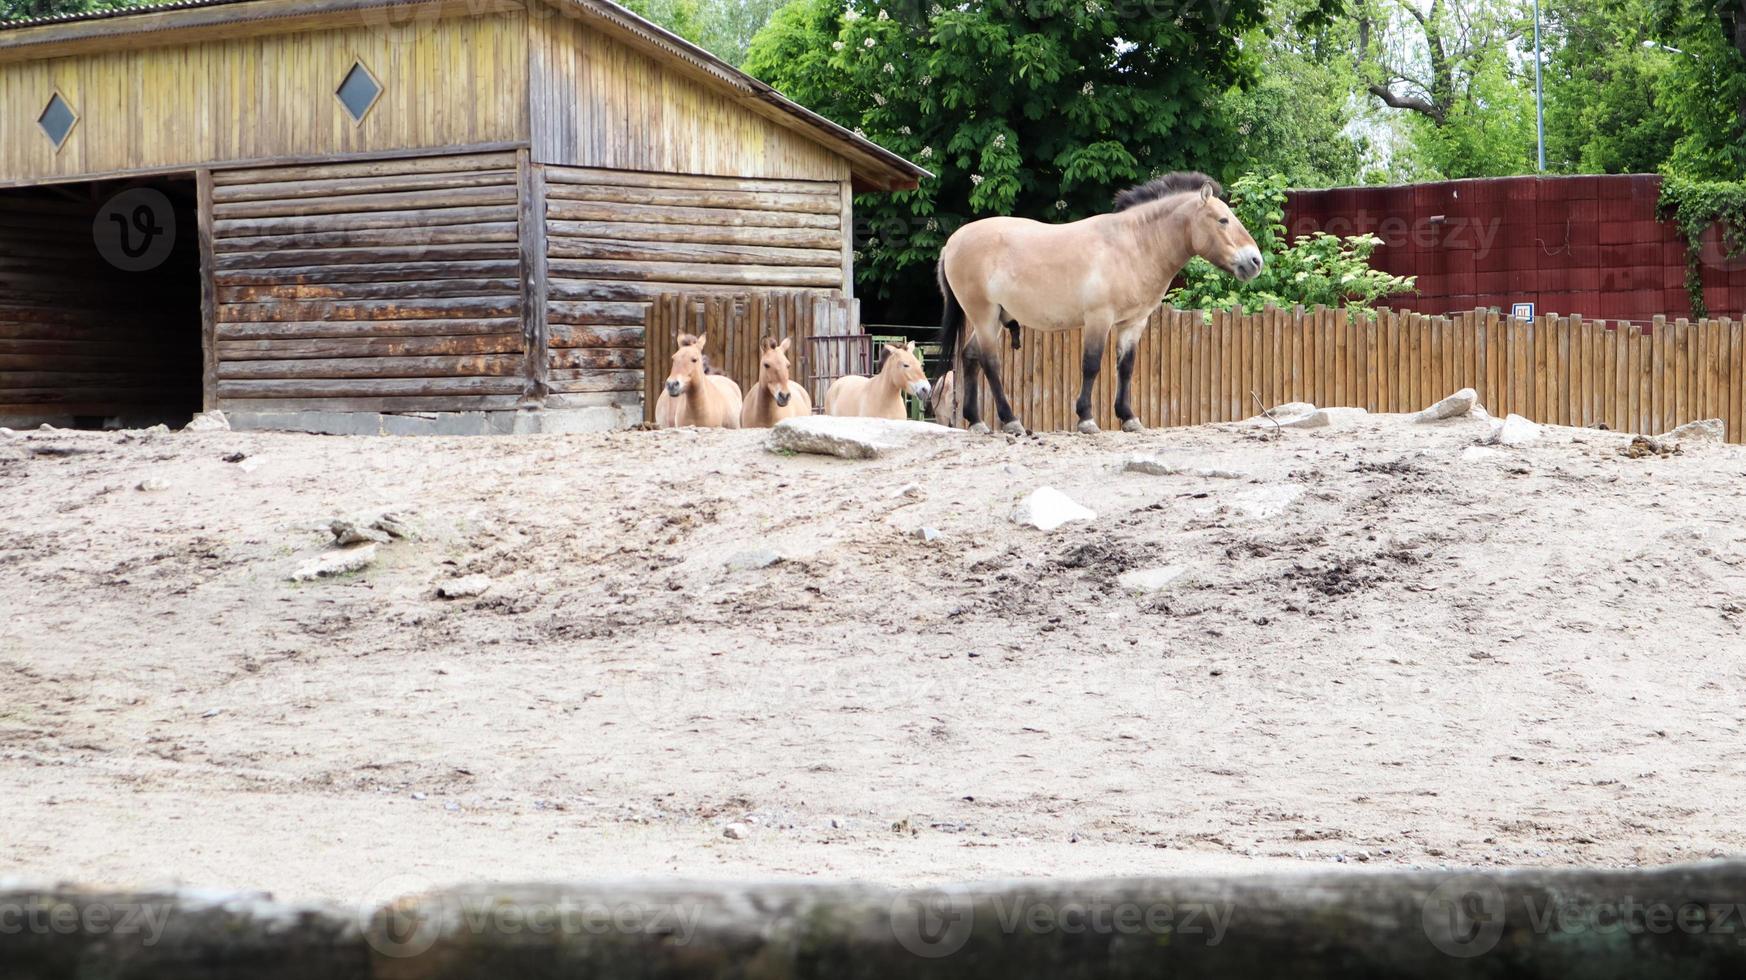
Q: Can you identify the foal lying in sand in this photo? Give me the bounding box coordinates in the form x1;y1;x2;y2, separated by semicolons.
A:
654;333;743;428
822;342;932;420
739;336;812;427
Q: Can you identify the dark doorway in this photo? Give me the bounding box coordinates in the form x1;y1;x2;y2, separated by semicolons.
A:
0;175;203;429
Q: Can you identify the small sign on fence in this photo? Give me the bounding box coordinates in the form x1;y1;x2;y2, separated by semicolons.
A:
1511;302;1535;320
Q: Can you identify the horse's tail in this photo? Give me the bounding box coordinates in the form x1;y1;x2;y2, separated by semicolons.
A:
937;259;965;369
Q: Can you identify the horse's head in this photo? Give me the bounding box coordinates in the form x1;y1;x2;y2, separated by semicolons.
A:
1189;184;1263;282
930;370;955;421
759;336;798;408
666;333;708;398
881;342;931;402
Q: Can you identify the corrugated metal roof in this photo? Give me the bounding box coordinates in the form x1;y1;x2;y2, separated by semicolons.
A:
0;0;251;31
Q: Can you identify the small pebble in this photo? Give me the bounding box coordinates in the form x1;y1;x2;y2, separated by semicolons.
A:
723;823;748;840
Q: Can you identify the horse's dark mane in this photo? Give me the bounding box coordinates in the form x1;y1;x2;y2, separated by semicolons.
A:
1112;172;1221;212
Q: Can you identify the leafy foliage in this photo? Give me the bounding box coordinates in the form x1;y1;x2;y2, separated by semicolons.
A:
744;0;1282;318
1657;176;1746;317
1169;174;1417;312
1;0;135;21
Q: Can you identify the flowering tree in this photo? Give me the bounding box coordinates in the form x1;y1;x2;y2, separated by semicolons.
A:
745;0;1281;318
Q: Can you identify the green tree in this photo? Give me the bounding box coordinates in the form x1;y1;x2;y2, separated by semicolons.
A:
1169;173;1416;311
619;0;707;45
1;0;134;20
1221;1;1371;187
1650;0;1746;178
746;0;1284;317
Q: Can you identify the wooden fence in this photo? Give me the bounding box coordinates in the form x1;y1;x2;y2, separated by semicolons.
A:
643;296;1746;443
966;307;1746;442
642;291;857;421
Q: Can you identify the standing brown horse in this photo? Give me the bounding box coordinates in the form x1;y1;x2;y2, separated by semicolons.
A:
938;173;1263;435
740;336;812;427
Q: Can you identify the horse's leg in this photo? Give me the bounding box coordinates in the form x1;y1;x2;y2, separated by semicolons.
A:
1074;329;1107;434
976;337;1023;435
960;340;987;433
1113;318;1149;433
1074;315;1115;434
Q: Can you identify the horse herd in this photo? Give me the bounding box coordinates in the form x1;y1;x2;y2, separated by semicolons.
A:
654;171;1264;433
653;333;940;429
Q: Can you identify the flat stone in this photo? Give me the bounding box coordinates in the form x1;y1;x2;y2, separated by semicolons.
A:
722;824;749;840
1486;414;1542;447
914;526;942;543
1460;446;1503;463
1413;388;1478;422
436;574;493;599
1123;455;1246;479
767;416;962;460
329;519;391;546
1117;565;1189;592
136;478;169;492
726;549;782;571
1263;401;1317;420
1198;485;1305;521
1011;487;1095;531
1661;418;1724;444
289;544;377;582
182;411;230;433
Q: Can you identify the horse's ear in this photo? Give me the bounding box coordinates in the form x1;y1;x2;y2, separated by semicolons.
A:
883;343;903;356
905;340;917;353
761;336;778;351
695;332;708;349
675;332;696;347
1199;183;1215;203
778;336;792;353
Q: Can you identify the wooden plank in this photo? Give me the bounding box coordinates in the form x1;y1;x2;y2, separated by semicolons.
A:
548;238;843;268
212;186;518;220
212;170;519;204
214;242;520;272
218;297;520;323
213;260;521;288
218;279;521;303
548;219;841;250
521;151;550;405
546;199;840;229
214;206;518;239
215;222;520;253
546;259;843;288
197;168;218;412
215;376;526;399
213;152;523;186
217;354;524;380
216;334;523;360
544;167;840;196
545;183;843;214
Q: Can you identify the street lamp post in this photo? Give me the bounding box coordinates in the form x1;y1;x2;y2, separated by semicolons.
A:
1533;0;1546;171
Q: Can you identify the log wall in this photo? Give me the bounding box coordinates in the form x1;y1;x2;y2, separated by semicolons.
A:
0;188;201;422
210;151;529;414
543;165;851;407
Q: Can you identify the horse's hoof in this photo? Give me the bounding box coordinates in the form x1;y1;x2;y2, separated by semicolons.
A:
1121;418;1146;434
969;422;991;435
1001;420;1026;436
1076;419;1100;435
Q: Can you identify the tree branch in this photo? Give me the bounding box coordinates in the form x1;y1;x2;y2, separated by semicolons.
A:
1367;83;1447;125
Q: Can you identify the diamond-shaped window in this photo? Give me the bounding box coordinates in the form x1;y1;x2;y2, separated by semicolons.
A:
38;92;77;150
335;62;382;123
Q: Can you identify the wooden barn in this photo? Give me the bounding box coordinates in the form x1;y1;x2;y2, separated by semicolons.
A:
0;0;924;433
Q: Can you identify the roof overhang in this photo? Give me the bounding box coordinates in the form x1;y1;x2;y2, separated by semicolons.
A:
0;0;929;193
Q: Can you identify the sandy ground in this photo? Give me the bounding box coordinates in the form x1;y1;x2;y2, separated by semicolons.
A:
2;410;1745;908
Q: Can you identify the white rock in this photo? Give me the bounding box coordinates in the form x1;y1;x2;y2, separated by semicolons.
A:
1661;418;1724;444
1460;446;1503;463
436;574;493;599
1117;565;1190;592
722;824;749;840
1469;403;1494;421
0;427;15;440
1322;407;1370;425
892;482;924;499
1011;487;1095;531
1123;455;1246;479
726;549;782;571
136;478;169;492
1263;401;1317;420
182;410;230;433
1275;410;1331;429
289;544;378;582
1485;414;1542;447
767;416;961;460
914;526;942;543
1413;388;1478;422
